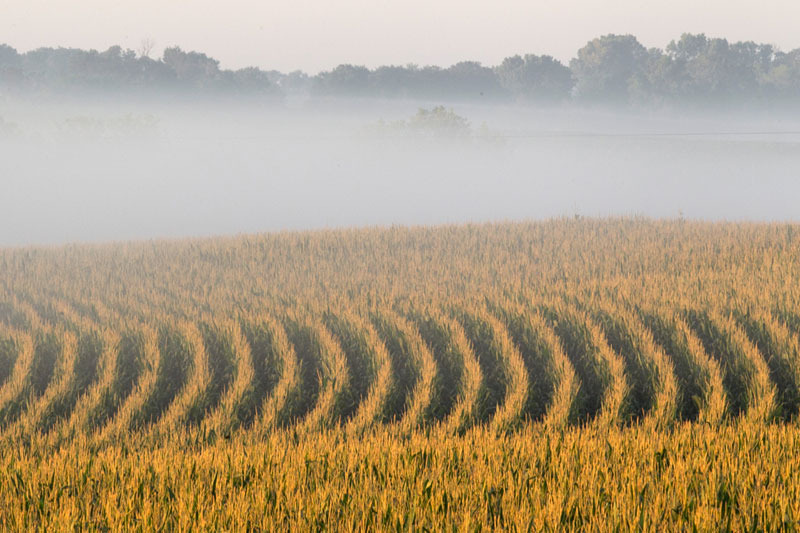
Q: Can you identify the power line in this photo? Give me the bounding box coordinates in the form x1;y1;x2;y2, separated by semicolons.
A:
497;131;800;139
161;130;800;142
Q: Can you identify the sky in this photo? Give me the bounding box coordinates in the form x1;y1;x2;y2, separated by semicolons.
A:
1;0;799;73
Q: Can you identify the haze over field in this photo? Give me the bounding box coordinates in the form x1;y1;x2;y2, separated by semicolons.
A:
2;3;800;246
2;99;800;246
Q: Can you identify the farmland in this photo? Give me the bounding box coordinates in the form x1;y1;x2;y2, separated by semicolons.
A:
2;218;800;530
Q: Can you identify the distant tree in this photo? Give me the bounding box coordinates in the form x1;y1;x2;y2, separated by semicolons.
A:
407;106;471;137
0;44;23;91
495;54;573;102
312;64;370;96
366;106;473;139
0;44;20;67
312;61;506;101
570;34;649;103
369;65;420;98
162;46;222;89
68;46;141;89
636;48;687;104
225;67;283;99
440;61;506;100
664;34;775;101
2;32;799;106
762;49;800;99
268;70;311;94
0;41;281;98
411;65;446;99
20;47;82;90
138;38;156;59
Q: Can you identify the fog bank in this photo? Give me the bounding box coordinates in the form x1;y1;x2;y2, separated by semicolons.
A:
1;99;799;246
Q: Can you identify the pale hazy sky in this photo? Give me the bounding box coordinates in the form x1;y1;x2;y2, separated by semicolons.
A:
2;0;799;73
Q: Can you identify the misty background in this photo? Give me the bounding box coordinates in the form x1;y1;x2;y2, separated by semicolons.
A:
1;33;800;246
4;0;800;74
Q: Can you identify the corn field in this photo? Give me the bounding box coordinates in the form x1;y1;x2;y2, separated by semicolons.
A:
2;218;800;530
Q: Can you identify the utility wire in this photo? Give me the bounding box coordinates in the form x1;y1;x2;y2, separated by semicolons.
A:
157;129;800;142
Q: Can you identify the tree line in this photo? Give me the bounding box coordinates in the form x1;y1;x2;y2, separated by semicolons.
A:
0;44;281;99
1;33;799;107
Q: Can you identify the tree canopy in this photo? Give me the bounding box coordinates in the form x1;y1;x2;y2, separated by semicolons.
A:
2;33;799;108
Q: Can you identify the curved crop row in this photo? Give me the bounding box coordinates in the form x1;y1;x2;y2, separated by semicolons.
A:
10;328;78;438
151;320;209;434
328;309;396;434
456;305;529;431
493;301;578;427
371;308;436;431
126;321;194;431
237;314;288;429
540;304;627;426
411;309;482;434
0;330;19;390
0;326;35;429
283;312;350;431
204;320;256;435
247;314;301;431
684;308;775;422
0;295;39;331
97;323;160;441
42;301;107;434
735;308;800;421
593;300;678;427
323;309;388;431
0;301;794;433
60;327;122;440
0;327;61;431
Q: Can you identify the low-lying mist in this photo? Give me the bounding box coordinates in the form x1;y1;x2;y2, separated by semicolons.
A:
2;98;799;247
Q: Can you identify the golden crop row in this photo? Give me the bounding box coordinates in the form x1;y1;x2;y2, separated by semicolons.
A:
1;220;799;433
2;424;800;530
1;219;800;529
4;298;798;439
